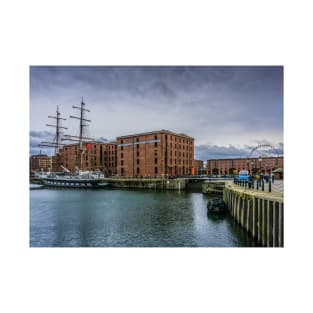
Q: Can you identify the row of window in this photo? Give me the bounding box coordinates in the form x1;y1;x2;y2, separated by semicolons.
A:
120;167;159;175
120;142;158;150
120;158;159;166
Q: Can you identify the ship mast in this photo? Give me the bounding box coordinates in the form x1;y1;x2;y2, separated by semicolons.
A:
39;106;67;155
63;98;95;169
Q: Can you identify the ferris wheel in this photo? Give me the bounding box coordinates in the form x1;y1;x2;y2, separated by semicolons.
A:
246;144;281;175
248;144;280;159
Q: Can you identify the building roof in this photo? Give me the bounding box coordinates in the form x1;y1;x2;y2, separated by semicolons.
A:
30;154;49;158
207;156;284;161
61;141;117;148
117;129;194;140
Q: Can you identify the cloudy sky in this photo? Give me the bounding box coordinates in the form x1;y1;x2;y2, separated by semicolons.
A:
30;66;283;161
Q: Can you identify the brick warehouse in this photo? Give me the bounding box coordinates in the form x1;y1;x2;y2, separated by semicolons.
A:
30;153;52;175
192;160;204;175
57;141;117;175
117;130;194;177
207;156;284;175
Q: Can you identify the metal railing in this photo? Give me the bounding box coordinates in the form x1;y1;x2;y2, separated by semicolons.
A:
233;178;284;194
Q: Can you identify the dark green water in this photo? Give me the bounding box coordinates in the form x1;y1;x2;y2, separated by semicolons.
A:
30;189;260;247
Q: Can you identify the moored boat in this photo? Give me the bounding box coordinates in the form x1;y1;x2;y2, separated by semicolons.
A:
207;197;227;214
42;169;109;188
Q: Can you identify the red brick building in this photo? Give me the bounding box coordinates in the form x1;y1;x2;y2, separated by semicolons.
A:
192;160;204;175
30;154;52;175
207;156;284;175
57;142;117;175
116;130;194;177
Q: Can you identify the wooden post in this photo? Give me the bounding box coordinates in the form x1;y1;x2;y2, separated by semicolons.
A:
257;198;261;243
262;199;265;246
267;200;270;247
252;197;256;239
246;199;250;232
278;202;283;247
273;201;276;247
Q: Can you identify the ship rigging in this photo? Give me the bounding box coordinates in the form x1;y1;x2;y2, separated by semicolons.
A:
62;98;96;170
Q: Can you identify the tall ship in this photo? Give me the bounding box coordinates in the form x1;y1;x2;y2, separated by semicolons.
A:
37;99;109;188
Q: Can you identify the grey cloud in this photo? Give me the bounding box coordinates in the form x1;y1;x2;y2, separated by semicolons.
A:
30;66;283;150
96;137;109;143
29;130;55;156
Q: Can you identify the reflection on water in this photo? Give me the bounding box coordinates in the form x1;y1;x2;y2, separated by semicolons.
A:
30;189;260;247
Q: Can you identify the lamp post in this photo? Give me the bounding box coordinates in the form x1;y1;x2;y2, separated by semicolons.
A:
251;161;254;175
258;156;262;174
250;161;255;188
259;156;264;190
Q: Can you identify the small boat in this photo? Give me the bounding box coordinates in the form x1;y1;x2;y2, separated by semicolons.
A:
207;197;227;214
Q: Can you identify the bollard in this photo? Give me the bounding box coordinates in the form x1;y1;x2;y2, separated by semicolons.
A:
262;179;264;191
269;180;271;192
257;180;259;190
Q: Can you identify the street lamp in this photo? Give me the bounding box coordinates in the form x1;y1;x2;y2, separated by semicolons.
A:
250;161;255;176
258;156;262;174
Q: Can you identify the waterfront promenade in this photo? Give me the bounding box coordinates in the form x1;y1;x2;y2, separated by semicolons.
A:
223;180;284;247
233;180;284;198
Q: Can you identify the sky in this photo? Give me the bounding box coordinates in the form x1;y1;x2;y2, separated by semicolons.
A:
30;66;283;161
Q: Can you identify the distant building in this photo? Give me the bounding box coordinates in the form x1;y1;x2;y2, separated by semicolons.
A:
116;130;194;177
206;156;284;175
30;154;52;175
192;160;204;175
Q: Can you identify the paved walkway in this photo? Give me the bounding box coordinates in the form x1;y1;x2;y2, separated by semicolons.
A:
226;180;284;201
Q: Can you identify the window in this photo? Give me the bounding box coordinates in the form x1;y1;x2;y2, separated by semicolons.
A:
121;146;124;151
137;168;140;175
137;151;139;157
155;158;158;164
136;144;139;149
136;138;139;142
154;142;158;147
121;168;124;176
121;140;123;144
154;167;158;174
121;153;124;158
121;160;124;166
137;159;140;165
154;135;158;140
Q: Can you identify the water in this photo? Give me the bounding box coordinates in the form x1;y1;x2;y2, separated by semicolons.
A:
30;188;260;247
